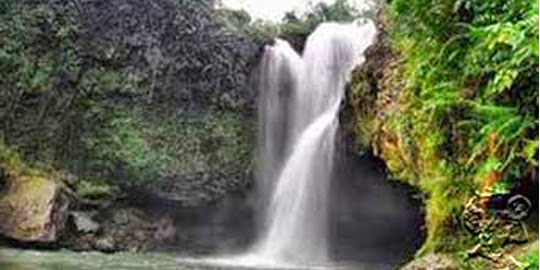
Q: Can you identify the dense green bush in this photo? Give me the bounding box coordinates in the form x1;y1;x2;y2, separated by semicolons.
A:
385;0;538;253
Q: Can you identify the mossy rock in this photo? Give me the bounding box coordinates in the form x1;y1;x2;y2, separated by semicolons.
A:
0;173;70;242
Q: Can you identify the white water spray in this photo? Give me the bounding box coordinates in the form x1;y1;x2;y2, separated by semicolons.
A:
249;20;378;266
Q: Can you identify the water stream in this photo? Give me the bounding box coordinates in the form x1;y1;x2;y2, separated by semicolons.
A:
245;20;377;266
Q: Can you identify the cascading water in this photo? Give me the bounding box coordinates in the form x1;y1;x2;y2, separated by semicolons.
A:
250;20;378;266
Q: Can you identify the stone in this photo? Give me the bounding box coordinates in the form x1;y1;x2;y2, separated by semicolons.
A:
70;211;100;234
0;174;70;242
63;207;177;252
94;236;115;252
401;254;459;270
112;210;130;225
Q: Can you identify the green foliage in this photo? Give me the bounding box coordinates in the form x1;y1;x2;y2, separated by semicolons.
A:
216;0;363;40
140;108;254;190
0;0;141;198
348;56;381;150
217;0;378;42
0;0;127;167
0;138;27;175
518;243;539;270
80;107;165;186
216;9;253;34
0;1;79;94
74;104;253;196
279;0;361;37
219;11;279;39
248;19;280;39
0;137;63;192
74;179;114;200
382;0;538;253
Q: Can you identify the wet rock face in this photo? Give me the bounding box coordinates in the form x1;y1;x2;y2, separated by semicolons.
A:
340;18;395;154
0;176;70;243
63;207;176;252
78;0;262;109
74;0;262;205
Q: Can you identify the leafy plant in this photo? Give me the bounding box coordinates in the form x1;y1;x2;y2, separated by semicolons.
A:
377;0;539;254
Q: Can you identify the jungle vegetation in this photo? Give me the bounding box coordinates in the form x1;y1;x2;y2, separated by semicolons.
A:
349;0;538;268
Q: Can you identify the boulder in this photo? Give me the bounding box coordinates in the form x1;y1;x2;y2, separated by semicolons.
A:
62;207;176;252
0;174;70;242
94;236;115;252
70;211;100;234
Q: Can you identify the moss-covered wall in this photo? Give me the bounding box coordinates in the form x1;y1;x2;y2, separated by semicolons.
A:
0;0;262;206
347;2;538;268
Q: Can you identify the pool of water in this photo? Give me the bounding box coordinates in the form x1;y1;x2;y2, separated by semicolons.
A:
0;248;392;270
0;156;423;270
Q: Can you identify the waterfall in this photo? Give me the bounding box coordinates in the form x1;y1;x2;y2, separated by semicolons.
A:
250;20;378;265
